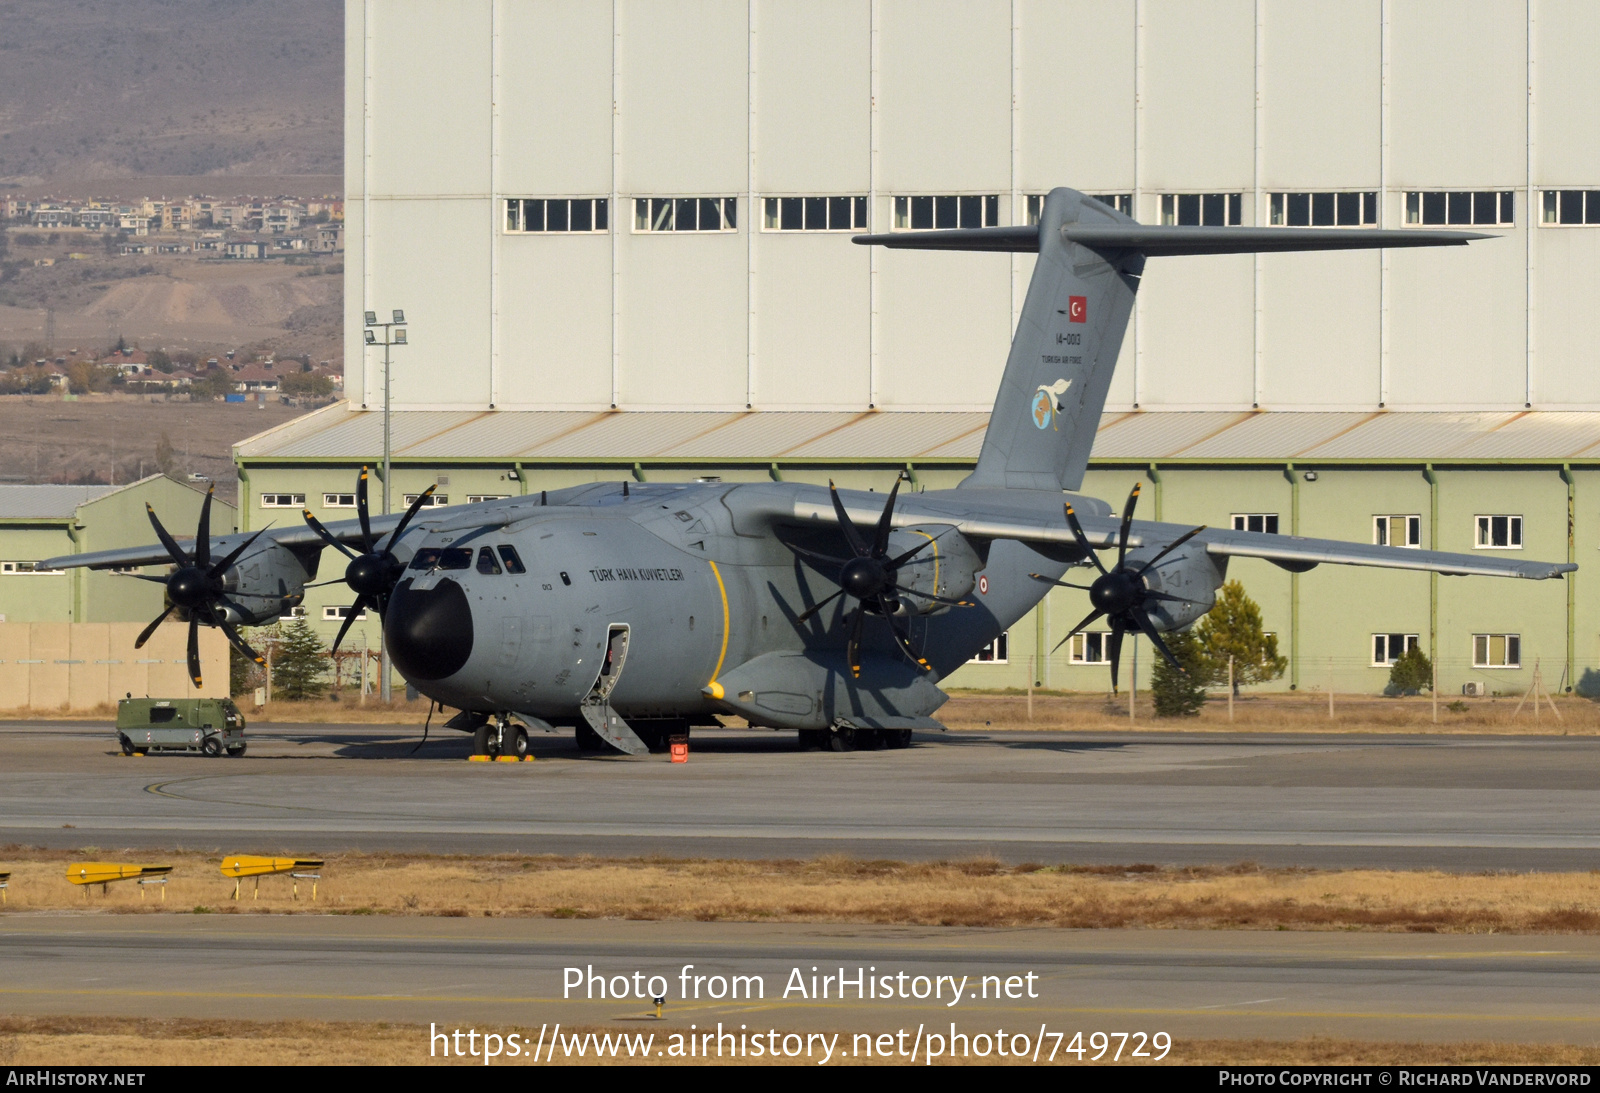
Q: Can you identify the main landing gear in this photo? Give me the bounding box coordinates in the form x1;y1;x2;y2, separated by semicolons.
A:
798;727;913;752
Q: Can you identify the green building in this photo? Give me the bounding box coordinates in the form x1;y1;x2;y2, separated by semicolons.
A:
0;477;234;625
233;405;1596;698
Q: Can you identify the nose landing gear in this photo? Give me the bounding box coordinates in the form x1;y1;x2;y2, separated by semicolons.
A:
472;714;529;758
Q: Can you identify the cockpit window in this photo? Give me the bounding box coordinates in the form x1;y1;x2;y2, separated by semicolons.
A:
407;548;442;571
476;547;502;575
438;547;474;570
497;545;527;574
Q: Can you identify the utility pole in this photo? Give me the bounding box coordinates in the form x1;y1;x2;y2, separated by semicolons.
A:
363;309;407;702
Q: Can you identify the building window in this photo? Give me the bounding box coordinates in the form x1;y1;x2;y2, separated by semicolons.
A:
632;197;737;233
1374;515;1422;548
403;493;449;508
893;194;999;231
1540;190;1600;226
506;198;608;234
322;493;356;508
969;632;1009;663
1161;193;1242;227
1475;515;1523;549
1404;191;1513;226
1473;633;1521;669
279;605;307;621
1371;633;1419;666
0;561;64;575
466;494;511;504
1070;632;1112;664
762;196;868;232
1270;192;1377;227
1024;194;1131;225
1232;513;1280;535
323;605;368;621
260;493;305;508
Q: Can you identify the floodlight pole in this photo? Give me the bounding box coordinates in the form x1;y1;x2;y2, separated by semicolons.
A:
363;309;407;703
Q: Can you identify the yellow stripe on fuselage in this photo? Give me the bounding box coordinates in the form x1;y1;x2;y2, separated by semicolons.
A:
707;559;730;685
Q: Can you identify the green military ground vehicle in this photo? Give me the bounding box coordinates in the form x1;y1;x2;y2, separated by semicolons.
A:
116;698;247;757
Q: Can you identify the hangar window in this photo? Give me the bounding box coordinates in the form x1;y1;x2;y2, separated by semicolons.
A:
969;632;1009;663
322;493;356;508
323;604;368;621
1371;633;1419;666
1540;190;1600;225
762;196;868;232
1;561;64;575
505;198;609;234
1473;633;1520;669
1024;194;1132;225
260;493;305;508
1374;515;1422;548
1404;191;1513;226
1160;193;1242;227
632;197;738;233
1070;632;1112;664
466;494;510;504
279;605;307;620
1474;515;1522;549
893;194;1000;231
403;493;449;508
1232;513;1280;535
1269;192;1377;227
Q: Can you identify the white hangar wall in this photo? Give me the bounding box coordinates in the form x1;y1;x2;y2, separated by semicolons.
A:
346;0;1600;415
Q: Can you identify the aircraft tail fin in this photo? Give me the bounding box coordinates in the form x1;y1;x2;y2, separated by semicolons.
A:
854;187;1485;493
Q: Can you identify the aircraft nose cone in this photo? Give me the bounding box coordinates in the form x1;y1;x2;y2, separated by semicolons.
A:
384;577;474;680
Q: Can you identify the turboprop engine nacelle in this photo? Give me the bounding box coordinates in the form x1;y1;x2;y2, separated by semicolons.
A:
212;540;317;625
1125;542;1227;631
885;524;982;614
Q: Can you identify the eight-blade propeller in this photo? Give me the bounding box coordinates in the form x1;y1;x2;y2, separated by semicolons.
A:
132;486;269;688
301;467;436;653
791;477;972;678
1029;483;1208;692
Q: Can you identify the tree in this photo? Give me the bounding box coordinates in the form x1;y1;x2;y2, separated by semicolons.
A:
1150;627;1210;717
1194;579;1288;696
153;432;177;477
1387;645;1433;696
147;349;173;373
281;371;333;398
271;617;328;701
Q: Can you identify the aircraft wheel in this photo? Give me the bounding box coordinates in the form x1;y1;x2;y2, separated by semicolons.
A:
885;729;913;749
133;747;149;756
227;742;247;758
829;728;855;752
473;724;499;757
119;734;134;756
201;736;223;757
501;723;529;758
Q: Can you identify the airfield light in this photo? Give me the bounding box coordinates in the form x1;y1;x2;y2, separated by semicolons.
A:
363;330;376;345
394;328;406;345
392;309;405;324
364;311;377;326
362;306;409;704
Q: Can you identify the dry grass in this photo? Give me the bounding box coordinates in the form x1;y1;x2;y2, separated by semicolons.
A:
942;690;1600;736
5;849;1600;933
0;1017;1593;1066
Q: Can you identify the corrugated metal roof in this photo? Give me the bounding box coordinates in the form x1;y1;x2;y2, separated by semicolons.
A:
235;404;1600;464
0;483;122;519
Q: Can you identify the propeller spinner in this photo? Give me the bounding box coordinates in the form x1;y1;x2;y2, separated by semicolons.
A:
130;486;270;688
301;468;436;654
1030;483;1208;692
790;476;972;678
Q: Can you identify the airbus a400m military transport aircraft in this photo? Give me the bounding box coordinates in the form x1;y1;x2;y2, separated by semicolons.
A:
48;188;1575;755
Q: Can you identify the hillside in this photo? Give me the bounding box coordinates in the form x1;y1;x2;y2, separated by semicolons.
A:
0;0;342;185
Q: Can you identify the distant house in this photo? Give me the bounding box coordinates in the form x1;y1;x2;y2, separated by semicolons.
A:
118;242;149;256
312;223;343;253
223;240;265;260
232;365;281;393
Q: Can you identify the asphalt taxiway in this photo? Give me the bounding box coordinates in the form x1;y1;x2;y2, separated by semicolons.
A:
1;721;1597;869
1;917;1595;1045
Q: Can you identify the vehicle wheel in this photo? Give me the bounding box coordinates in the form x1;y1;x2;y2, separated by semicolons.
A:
119;735;134;756
829;727;855;752
201;736;222;757
501;723;529;758
227;742;247;757
885;729;913;749
473;724;499;757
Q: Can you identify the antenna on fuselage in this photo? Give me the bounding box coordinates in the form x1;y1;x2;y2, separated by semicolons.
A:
541;490;547;505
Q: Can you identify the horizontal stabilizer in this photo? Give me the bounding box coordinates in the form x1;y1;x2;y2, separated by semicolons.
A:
854;225;1489;256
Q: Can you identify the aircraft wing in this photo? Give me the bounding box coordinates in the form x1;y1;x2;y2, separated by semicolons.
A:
40;512;413;571
787;491;1574;581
